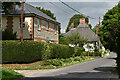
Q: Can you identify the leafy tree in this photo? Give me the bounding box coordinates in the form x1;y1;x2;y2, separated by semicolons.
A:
2;2;20;14
98;2;120;77
36;7;56;20
66;14;92;32
59;34;69;45
66;32;87;47
92;25;96;33
88;24;92;29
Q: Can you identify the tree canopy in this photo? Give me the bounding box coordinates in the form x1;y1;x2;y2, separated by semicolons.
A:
2;2;20;14
98;2;120;75
66;14;92;32
36;7;56;20
66;32;87;47
98;4;120;52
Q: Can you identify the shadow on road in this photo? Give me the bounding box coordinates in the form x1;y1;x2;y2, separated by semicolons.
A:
94;66;116;72
18;77;119;80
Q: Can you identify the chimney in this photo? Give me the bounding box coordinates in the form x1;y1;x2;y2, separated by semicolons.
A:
8;4;16;13
80;18;85;24
96;24;98;35
69;23;74;30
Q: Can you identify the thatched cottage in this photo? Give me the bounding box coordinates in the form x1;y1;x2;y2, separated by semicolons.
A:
65;18;99;51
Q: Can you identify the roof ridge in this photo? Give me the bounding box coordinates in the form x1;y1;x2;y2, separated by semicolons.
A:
24;3;58;23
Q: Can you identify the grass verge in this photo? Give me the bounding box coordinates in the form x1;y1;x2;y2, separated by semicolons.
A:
2;69;23;80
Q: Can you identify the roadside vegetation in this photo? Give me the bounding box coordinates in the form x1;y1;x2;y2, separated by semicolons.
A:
98;2;120;75
3;56;94;70
2;69;23;80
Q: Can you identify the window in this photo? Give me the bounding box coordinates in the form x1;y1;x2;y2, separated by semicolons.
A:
54;24;56;34
38;19;41;30
34;18;38;26
47;22;49;30
19;18;25;28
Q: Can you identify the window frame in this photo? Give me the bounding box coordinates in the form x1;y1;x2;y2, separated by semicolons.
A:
19;17;25;29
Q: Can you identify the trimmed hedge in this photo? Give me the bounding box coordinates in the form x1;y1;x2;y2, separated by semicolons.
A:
2;40;85;63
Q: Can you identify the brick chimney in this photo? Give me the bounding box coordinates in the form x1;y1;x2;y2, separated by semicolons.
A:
80;18;85;24
69;23;74;30
96;24;98;35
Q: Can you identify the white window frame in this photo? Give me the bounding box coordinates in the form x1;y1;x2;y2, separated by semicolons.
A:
54;24;57;34
19;18;25;29
38;19;41;31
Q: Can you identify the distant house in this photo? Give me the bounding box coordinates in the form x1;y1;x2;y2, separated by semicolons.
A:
1;3;60;44
65;18;99;51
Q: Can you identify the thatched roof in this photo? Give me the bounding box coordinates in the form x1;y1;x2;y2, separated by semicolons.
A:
65;23;99;42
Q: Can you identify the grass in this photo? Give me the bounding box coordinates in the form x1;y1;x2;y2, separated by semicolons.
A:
2;56;95;70
2;69;23;80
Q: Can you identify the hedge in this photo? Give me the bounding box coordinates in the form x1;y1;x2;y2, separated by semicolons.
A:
2;40;85;63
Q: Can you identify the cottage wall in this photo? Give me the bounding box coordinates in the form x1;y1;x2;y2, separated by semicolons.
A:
1;16;31;39
34;17;59;43
1;16;7;30
2;16;59;43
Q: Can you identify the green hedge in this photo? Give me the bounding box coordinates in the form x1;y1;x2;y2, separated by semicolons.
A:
2;40;85;63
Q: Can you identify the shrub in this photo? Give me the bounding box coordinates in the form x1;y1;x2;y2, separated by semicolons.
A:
3;40;85;63
59;34;69;45
80;56;85;60
48;59;62;66
2;40;44;63
49;43;72;59
73;47;85;57
61;58;72;63
2;29;17;40
74;58;80;62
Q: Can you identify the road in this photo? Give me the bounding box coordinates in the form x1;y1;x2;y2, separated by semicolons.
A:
16;53;119;80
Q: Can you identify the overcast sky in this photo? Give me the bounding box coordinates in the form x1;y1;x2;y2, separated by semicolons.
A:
27;0;119;33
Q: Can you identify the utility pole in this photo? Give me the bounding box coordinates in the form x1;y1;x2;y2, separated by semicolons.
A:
96;17;100;52
98;17;100;51
20;0;24;42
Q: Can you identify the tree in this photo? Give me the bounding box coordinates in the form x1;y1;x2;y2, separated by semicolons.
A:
36;7;56;20
66;32;87;47
59;34;69;45
2;2;20;14
66;14;92;32
88;24;92;29
98;2;120;77
92;25;96;33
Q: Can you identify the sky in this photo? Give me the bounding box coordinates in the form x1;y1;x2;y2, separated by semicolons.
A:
26;0;119;33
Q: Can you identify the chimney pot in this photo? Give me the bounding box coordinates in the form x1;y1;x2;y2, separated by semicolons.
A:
69;23;74;30
96;24;99;35
80;18;85;24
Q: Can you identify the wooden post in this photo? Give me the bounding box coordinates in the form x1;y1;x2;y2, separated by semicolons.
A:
20;0;24;42
96;24;98;35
